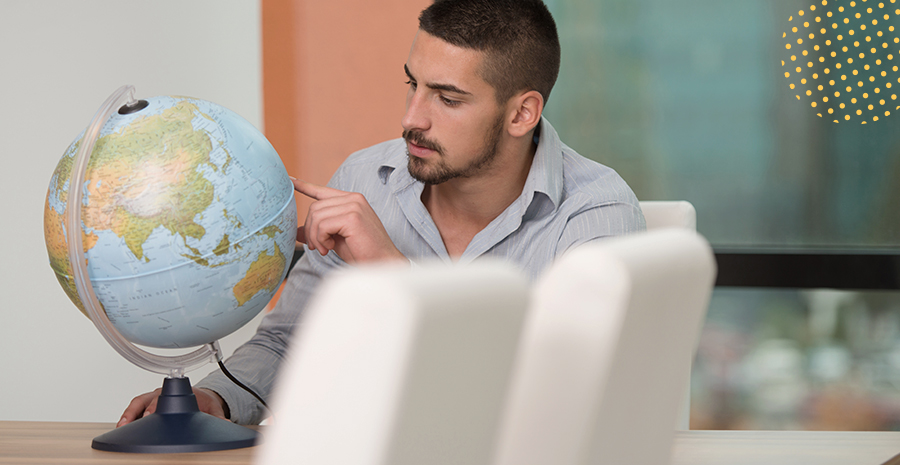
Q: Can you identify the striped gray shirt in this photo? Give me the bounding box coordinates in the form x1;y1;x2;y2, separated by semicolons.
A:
196;118;646;424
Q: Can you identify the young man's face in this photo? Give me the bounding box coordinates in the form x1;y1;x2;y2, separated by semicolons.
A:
401;31;507;185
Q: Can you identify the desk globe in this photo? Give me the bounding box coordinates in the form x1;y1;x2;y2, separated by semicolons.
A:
43;86;297;452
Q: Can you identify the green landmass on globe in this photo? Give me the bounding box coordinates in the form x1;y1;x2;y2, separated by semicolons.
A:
44;96;297;349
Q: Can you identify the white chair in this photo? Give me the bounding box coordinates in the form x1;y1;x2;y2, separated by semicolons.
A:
257;261;529;465
640;200;699;430
492;229;717;465
640;200;697;231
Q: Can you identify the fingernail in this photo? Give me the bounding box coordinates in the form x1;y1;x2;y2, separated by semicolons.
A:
288;176;297;180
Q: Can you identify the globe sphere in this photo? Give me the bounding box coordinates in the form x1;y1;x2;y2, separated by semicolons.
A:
44;96;297;349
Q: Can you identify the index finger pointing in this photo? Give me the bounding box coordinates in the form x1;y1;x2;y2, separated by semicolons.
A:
290;177;344;200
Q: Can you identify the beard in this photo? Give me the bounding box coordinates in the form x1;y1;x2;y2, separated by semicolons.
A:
403;115;505;185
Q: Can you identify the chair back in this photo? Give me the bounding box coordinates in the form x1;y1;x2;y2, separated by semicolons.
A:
493;229;716;465
640;199;698;429
257;261;529;465
640;200;696;231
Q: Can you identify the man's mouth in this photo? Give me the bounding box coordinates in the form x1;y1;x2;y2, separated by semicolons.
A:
406;140;434;158
403;131;441;158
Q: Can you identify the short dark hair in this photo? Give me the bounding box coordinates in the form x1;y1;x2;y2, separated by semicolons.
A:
418;0;561;105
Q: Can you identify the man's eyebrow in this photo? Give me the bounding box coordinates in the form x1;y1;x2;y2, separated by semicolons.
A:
404;64;472;96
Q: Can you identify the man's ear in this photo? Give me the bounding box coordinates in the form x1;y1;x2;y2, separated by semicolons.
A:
507;90;544;138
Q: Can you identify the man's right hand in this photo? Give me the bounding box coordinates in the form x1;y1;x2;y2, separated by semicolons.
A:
116;387;228;427
291;178;406;265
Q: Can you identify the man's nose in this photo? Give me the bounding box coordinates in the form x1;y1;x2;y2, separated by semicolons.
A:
401;91;430;132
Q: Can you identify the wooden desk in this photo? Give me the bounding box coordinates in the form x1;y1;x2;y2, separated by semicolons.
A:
671;430;900;465
0;421;259;464
4;421;900;464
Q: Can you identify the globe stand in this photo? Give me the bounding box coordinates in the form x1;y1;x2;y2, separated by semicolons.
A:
92;377;258;453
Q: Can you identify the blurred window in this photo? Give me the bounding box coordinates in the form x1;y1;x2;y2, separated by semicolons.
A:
545;0;900;430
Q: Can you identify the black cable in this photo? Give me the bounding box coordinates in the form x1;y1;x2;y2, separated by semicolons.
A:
217;360;269;411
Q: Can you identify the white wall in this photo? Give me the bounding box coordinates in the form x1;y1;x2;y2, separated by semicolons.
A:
0;1;264;422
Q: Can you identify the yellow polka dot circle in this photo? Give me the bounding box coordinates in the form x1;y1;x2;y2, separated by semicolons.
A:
783;0;900;123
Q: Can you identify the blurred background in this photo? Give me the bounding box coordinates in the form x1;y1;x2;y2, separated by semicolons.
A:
6;0;900;432
543;0;900;430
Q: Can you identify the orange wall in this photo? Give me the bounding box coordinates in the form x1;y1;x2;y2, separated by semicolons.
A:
262;0;429;308
263;0;430;214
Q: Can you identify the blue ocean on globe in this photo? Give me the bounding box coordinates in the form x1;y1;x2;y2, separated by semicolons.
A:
44;95;297;348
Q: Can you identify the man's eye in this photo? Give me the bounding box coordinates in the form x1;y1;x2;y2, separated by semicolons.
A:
440;95;460;106
405;80;417;89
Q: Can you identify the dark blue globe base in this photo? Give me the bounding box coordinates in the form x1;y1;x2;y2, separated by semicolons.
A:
92;377;260;453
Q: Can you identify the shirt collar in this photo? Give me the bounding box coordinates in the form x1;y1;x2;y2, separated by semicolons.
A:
525;116;563;210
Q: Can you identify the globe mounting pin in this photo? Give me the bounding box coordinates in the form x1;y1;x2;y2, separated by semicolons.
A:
118;99;149;115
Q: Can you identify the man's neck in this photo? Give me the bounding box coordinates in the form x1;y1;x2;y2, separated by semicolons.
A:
422;137;537;258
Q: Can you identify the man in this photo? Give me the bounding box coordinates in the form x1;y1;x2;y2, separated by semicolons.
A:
119;0;645;426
